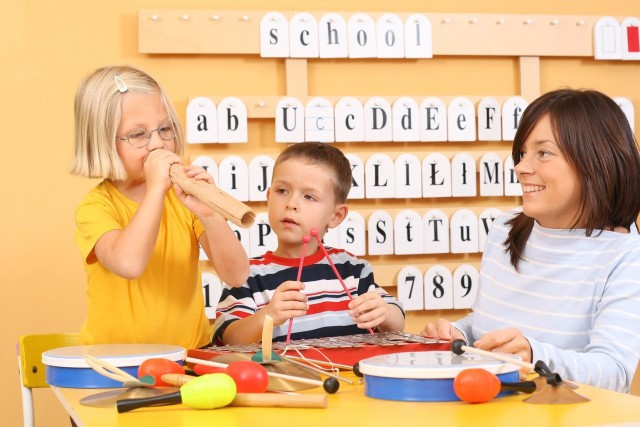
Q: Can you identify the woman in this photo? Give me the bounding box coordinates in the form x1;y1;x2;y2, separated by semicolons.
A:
422;89;640;392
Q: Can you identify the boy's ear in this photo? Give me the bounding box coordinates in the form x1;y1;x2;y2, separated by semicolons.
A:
328;203;348;229
266;187;271;203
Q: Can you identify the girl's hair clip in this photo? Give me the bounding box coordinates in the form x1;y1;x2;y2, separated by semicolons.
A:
114;75;128;93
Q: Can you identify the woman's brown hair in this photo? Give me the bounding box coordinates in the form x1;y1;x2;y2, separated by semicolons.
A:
505;89;640;269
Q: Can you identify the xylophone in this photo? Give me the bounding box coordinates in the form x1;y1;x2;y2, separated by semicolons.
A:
188;332;450;367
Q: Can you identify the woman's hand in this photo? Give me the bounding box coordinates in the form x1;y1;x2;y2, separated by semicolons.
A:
420;318;465;341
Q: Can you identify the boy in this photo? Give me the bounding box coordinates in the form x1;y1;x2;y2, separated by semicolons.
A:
214;142;405;344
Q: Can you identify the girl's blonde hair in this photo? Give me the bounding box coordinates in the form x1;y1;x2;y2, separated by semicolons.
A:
71;65;184;180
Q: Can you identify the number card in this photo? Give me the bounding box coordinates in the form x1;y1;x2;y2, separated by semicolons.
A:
290;12;319;58
276;97;305;142
447;97;476;142
477;97;502;141
376;13;404;58
478;208;502;252
202;272;222;319
319;13;348;58
217;97;248;143
452;264;479;309
420;97;447;142
397;266;424;311
335;97;365;142
348;13;377;58
504;156;521;196
423;209;449;254
392;97;420;142
424;265;453;310
450;209;479;253
305;97;335;142
502;96;528;141
191;155;218;183
260;12;289;58
364;97;392;142
451;152;477;197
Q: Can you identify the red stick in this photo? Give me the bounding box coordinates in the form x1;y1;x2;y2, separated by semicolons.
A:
310;228;374;334
286;235;310;343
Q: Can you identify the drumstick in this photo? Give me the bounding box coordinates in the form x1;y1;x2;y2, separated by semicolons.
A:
169;164;255;228
261;315;274;363
450;339;535;371
286;235;310;343
160;374;328;408
310;228;374;335
184;357;340;393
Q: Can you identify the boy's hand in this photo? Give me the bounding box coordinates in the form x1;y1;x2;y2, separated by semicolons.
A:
264;281;308;326
348;291;388;330
420;318;465;342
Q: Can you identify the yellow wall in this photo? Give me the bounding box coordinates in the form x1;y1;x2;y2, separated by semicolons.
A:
2;1;639;426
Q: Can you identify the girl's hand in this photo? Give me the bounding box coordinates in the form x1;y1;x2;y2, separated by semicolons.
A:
144;149;181;194
264;281;308;326
348;291;388;330
173;164;219;217
420;318;465;342
474;328;533;373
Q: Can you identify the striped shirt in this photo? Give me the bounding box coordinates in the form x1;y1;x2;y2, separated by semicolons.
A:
213;248;403;344
454;210;640;392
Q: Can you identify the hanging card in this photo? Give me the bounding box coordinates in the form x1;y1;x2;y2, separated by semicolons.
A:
290;12;319;58
450;209;479;253
393;209;424;255
248;155;274;201
452;264;479;309
422;153;452;198
338;211;366;256
392;97;420;141
335;97;365;142
260;12;289;58
502;96;528;141
404;14;433;58
479;152;504;196
186;97;218;143
478;208;502;252
397;266;425;311
275;97;305;142
364;97;393;141
305;97;335;142
420;97;447;141
376;14;404;58
367;210;394;255
228;222;251;258
621;17;640;60
348;13;377;58
451;152;477;197
191;155;219;183
447;97;476;141
319;13;348;58
201;272;222;319
346;153;365;199
365;153;395;198
217;97;248;143
594;17;622;60
423;209;450;254
477;97;502;141
614;96;635;132
424;265;453;310
250;213;277;257
323;226;340;249
504;156;522;196
394;153;422;198
218;155;249;201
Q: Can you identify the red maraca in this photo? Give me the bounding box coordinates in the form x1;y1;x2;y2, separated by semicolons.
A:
453;368;537;403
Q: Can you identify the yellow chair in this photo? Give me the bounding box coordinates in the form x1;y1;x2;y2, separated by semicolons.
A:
17;333;80;427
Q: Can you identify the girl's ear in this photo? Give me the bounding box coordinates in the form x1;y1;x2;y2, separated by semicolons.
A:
327;203;348;229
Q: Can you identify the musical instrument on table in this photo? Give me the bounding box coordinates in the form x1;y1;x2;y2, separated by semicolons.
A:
188;332;449;368
43;344;185;388
358;351;521;402
169;164;255;228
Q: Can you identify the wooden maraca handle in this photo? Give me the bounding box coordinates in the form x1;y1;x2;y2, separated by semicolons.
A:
160;374;328;408
169;164;255;228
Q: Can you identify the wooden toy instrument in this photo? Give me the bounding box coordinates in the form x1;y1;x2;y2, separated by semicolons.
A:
169;164;255;228
188;332;450;367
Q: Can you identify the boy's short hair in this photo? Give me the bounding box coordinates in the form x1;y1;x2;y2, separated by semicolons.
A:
274;142;352;203
71;65;184;180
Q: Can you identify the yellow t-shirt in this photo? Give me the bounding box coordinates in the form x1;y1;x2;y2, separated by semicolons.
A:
75;180;211;349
